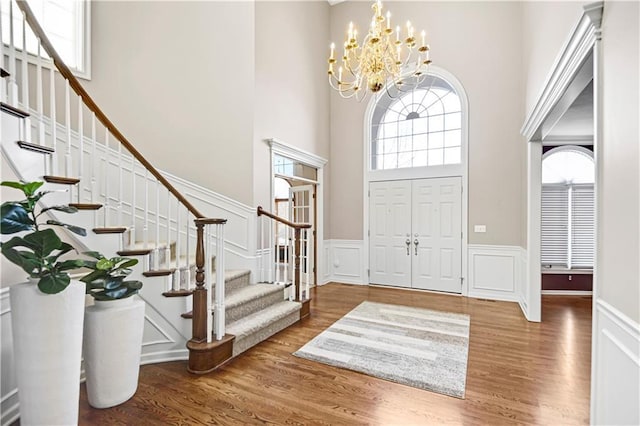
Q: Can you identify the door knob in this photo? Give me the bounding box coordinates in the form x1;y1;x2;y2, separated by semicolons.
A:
405;239;411;255
414;239;419;255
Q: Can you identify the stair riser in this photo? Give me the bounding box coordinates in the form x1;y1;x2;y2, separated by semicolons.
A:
223;290;284;325
231;311;300;357
223;273;250;294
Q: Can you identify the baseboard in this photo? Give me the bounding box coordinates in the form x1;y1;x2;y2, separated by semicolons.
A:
541;290;593;296
140;349;189;366
592;298;640;425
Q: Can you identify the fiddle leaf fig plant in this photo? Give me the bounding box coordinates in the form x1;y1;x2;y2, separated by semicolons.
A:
1;180;87;294
81;252;143;301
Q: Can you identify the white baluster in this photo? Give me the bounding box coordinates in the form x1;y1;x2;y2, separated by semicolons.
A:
103;130;110;227
258;215;263;282
8;1;18;105
77;97;83;203
155;180;160;269
165;188;171;269
175;201;182;290
20;13;30;142
64;80;72;204
90;112;97;224
305;229;311;300
36;40;45;147
49;67;56;172
130;162;137;246
185;214;191;289
214;223;226;341
285;225;291;284
275;221;281;284
143;169;149;249
118;141;123;225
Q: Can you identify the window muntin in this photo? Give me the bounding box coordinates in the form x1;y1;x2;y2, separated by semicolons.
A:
541;147;595;269
371;75;462;170
1;0;90;76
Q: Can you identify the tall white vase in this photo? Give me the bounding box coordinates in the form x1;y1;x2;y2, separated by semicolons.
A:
83;296;145;408
10;279;86;426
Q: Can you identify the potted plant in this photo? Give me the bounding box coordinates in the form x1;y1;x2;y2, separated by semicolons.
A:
81;251;145;409
0;180;87;425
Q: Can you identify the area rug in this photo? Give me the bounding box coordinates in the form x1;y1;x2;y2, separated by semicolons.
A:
293;301;470;398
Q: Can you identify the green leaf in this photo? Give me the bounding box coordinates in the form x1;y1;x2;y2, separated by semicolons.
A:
80;269;107;283
83;251;104;260
115;258;138;269
1;181;27;190
37;272;70;294
45;220;87;237
45;242;75;264
1;246;40;274
96;258;113;270
40;205;79;215
21;181;44;197
1;203;35;234
104;277;124;290
23;229;62;257
124;280;143;290
57;259;85;271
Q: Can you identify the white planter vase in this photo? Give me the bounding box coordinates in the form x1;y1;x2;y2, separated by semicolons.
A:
10;279;86;426
83;296;145;408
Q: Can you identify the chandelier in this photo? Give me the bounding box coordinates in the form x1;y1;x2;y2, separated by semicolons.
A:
327;0;432;101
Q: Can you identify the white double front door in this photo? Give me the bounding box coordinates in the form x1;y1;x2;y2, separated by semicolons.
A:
369;177;462;293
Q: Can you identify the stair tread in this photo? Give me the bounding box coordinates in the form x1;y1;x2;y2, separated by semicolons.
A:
223;283;283;310
226;300;301;340
93;227;128;234
143;269;175;277
43;175;80;185
16;140;54;154
69;203;103;210
117;248;153;256
1;102;30;118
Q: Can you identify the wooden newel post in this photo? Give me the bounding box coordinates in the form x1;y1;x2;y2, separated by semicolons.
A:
192;221;207;342
294;227;301;301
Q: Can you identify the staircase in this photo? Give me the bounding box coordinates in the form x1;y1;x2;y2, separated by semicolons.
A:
0;0;310;381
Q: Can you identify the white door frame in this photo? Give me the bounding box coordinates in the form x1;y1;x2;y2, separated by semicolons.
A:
268;138;328;287
363;65;470;295
520;2;603;323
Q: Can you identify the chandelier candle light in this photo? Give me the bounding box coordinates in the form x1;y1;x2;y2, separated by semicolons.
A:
327;0;432;101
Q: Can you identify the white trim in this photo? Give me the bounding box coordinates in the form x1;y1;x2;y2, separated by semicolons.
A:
541;290;593;296
267;138;327;288
521;2;603;141
363;65;469;296
268;138;328;169
521;2;603;325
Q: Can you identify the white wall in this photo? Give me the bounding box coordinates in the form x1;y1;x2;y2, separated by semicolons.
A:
84;1;256;206
329;1;526;247
521;1;589;117
599;0;639;324
254;1;331;238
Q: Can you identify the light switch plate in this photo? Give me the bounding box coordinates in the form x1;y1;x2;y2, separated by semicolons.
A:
474;225;487;233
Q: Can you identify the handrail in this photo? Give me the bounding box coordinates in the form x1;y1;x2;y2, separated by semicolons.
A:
16;0;204;219
256;206;311;229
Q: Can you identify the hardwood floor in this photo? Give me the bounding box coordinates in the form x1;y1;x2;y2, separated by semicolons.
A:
78;284;592;425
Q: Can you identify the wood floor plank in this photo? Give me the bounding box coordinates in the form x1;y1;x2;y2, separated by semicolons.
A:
76;283;591;425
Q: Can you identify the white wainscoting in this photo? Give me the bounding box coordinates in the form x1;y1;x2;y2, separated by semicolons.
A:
323;240;366;285
0;288;19;426
518;247;530;318
592;299;640;425
468;245;524;303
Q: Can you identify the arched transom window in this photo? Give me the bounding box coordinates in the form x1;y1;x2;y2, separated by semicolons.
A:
371;75;462;170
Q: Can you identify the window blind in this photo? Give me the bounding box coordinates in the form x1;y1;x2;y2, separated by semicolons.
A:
571;184;595;268
541;185;569;267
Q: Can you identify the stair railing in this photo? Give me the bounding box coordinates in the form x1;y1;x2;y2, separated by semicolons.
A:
2;1;227;347
257;206;311;303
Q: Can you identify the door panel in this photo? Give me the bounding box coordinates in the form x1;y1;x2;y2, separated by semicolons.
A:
290;185;315;286
412;177;462;292
369;181;412;287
